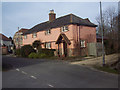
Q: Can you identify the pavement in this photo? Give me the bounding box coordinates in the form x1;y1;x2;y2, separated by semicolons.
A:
71;54;119;67
2;56;118;88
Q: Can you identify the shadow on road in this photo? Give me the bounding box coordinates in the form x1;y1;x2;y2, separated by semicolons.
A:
2;56;56;71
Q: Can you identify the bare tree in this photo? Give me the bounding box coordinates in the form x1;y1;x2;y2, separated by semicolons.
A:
96;6;117;36
95;6;118;54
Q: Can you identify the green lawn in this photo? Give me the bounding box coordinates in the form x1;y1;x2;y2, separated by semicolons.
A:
93;66;119;74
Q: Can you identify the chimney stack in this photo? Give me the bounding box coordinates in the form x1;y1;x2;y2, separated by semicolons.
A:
49;9;56;21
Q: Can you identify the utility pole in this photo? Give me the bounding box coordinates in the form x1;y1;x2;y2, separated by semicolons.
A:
100;1;105;66
18;27;20;48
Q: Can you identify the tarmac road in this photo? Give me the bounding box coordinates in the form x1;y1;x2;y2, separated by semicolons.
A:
2;56;118;88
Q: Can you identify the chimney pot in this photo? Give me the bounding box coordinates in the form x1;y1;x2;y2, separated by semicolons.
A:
49;9;56;21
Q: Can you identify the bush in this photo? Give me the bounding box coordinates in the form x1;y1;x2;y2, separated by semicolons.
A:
28;52;38;58
38;48;55;57
32;40;41;49
21;45;35;57
15;48;21;56
28;52;47;59
39;53;47;58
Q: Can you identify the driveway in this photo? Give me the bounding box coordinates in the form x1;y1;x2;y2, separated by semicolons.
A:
2;56;118;88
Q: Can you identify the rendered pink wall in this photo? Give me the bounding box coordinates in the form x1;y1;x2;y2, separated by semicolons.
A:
72;25;96;48
22;24;74;49
22;24;96;56
23;24;96;49
79;26;96;43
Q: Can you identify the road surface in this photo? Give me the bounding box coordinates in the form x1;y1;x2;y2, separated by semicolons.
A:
2;56;118;88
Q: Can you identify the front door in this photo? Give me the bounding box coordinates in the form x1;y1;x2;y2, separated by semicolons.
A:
63;41;67;57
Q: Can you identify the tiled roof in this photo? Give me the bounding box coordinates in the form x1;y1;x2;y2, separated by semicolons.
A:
56;33;71;45
0;33;12;41
24;14;97;35
16;28;29;34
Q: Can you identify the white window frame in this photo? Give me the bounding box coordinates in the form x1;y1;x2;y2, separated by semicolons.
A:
45;29;51;35
81;40;85;47
45;42;51;49
61;26;68;32
33;33;37;38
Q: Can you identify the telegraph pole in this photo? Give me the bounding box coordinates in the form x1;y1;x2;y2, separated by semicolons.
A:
100;1;105;66
18;27;20;48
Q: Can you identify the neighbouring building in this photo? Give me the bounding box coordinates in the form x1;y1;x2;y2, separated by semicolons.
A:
23;10;97;57
0;33;12;54
13;28;29;49
96;34;107;56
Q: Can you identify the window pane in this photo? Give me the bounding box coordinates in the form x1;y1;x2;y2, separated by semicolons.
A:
81;40;85;47
45;42;51;49
45;29;51;35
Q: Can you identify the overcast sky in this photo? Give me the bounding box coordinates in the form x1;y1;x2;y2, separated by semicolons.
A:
2;2;118;38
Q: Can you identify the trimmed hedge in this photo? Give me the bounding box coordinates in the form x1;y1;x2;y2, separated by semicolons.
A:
28;52;39;58
21;45;35;57
39;53;46;58
38;48;55;57
28;53;47;59
28;48;56;59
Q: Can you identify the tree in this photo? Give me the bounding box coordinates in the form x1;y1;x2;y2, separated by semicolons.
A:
96;6;117;36
32;40;41;53
21;45;35;57
95;6;118;54
32;40;41;49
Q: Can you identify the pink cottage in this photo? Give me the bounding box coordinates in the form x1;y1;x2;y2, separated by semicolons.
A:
23;10;97;57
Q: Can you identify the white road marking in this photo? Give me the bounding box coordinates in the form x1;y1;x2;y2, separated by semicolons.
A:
48;84;54;87
16;68;20;71
21;71;27;75
30;75;37;79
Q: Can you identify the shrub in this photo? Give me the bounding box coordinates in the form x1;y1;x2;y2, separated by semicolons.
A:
28;52;47;58
37;45;42;52
32;40;41;49
38;49;55;57
28;52;37;58
15;48;21;56
39;53;47;58
21;45;35;57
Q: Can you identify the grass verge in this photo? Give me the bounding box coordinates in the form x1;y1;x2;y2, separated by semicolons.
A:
93;66;119;74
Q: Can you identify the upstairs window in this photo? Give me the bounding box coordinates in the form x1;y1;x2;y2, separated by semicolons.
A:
45;42;51;49
45;29;51;35
61;25;68;32
24;35;27;39
32;33;37;38
81;40;85;47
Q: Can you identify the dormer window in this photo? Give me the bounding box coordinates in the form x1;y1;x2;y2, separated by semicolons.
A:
61;26;68;32
32;33;37;38
45;29;51;35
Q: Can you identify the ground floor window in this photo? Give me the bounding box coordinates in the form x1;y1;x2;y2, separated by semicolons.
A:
45;42;51;49
81;40;85;47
